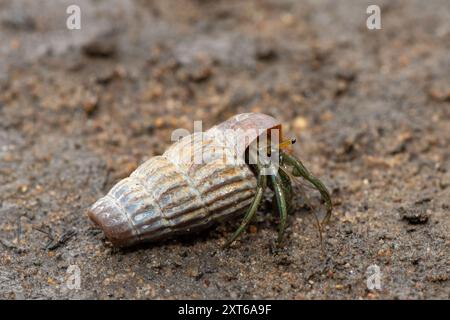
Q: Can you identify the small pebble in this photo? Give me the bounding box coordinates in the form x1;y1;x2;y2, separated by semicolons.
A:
293;116;308;131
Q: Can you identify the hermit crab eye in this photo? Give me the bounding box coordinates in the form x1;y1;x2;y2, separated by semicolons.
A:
278;137;297;150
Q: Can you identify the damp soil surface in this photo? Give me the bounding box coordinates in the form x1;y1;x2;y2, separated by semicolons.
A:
0;0;449;299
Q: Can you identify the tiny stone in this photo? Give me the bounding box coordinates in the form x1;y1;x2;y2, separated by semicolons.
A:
398;206;429;225
293;116;308;131
82;95;98;115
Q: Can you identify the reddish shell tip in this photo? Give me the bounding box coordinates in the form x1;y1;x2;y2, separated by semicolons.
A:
87;198;138;247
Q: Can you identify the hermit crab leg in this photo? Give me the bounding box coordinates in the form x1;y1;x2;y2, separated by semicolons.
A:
270;173;288;244
224;169;267;247
278;166;293;209
281;151;332;225
279;162;325;249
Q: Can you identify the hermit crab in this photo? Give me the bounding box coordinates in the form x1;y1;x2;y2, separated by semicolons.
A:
88;113;332;247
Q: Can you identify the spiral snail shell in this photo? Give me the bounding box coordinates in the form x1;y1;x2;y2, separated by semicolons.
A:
88;113;282;247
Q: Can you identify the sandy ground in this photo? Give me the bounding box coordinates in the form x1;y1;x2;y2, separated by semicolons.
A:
0;0;449;299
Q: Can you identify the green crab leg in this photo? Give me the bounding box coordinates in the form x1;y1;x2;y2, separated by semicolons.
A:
270;173;288;244
278;166;293;209
224;170;267;247
281;151;332;225
280;159;325;251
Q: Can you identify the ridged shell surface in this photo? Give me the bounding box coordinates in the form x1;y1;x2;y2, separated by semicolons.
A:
88;113;281;246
